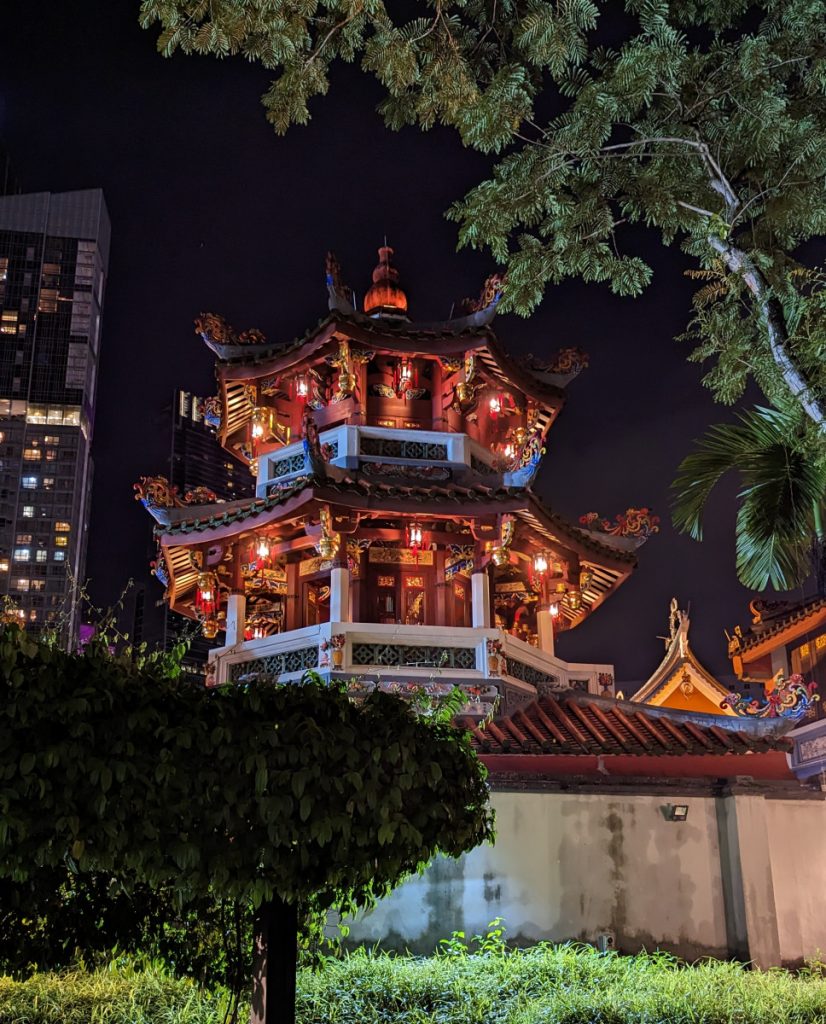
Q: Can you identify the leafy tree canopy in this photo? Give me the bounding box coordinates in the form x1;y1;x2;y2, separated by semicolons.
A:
0;624;493;912
139;0;826;439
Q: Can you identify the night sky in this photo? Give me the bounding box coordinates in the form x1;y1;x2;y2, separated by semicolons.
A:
0;2;781;684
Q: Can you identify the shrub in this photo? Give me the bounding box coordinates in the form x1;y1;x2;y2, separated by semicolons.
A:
4;945;826;1024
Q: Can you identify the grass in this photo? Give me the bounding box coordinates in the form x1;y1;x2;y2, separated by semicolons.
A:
3;945;826;1023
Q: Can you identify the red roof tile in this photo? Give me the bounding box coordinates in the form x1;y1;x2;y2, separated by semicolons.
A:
465;692;794;757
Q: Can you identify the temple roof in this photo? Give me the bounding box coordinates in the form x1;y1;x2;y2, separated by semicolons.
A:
464;690;794;757
144;473;643;629
730;595;826;658
631;599;734;715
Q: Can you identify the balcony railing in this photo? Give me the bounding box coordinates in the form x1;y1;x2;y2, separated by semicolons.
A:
207;621;615;715
256;425;499;495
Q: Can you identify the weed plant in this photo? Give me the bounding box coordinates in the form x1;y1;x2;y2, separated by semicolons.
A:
3;943;826;1023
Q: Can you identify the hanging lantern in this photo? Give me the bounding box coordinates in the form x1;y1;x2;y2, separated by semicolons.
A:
255;537;271;566
407;521;424;561
549;602;560;618
202;617;220;640
394;357;416;398
294;373;309;404
489;393;503;419
195;570;219;619
502;441;516;461
533;551;549;576
250;406;269;445
567;587;582;612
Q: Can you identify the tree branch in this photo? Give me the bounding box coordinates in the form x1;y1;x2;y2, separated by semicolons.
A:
708;236;826;433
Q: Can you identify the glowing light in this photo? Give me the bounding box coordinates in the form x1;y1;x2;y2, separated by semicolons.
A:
256;538;271;561
489;394;502;417
549;602;560;618
503;442;516;460
250;406;268;442
533;552;549;575
408;522;423;549
295;374;309;402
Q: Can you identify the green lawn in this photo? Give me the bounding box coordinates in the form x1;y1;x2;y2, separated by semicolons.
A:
2;945;826;1023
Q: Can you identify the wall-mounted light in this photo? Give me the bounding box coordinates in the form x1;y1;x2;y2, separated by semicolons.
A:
665;804;689;822
489;394;503;418
533;551;549;575
549;601;560;618
294;373;309;403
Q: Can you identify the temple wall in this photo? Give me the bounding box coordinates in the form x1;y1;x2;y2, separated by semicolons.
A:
347;788;826;966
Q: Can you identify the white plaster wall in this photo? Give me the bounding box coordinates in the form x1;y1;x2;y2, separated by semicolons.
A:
349;791;729;958
764;799;826;963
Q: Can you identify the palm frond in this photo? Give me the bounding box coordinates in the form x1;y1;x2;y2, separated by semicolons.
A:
673;405;826;590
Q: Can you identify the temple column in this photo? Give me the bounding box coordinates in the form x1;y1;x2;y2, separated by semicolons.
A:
330;565;351;623
471;570;491;629
537;607;555;657
226;592;247;646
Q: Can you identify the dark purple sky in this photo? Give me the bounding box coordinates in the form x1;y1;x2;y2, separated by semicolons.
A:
0;2;777;683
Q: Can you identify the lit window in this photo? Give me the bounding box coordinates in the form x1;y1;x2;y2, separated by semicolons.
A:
23;448;41;461
13;548;30;562
28;609;37;622
44;435;59;444
16;534;32;544
0;560;8;572
45;449;57;461
0;432;4;443
38;288;59;314
54;536;68;548
1;311;18;334
22;506;34;518
22;477;37;488
35;550;47;563
43;477;54;489
0;257;7;282
15;579;30;592
55;522;71;532
53;551;65;561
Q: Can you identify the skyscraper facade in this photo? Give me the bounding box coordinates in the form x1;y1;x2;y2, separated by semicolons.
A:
0;189;110;639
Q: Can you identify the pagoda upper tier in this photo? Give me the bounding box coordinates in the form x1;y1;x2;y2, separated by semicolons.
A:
194;247;589;494
136;246;658;672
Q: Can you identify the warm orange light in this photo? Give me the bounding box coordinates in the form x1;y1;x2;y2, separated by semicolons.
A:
533;552;549;575
408;522;423;548
295;374;309;402
489;394;502;417
256;538;270;561
549;602;560;618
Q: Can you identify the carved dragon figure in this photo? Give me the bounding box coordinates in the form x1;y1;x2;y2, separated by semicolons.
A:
520;347;590;377
457;272;507;316
579;508;661;539
194;313;266;350
720;674;818;720
326;251;355;314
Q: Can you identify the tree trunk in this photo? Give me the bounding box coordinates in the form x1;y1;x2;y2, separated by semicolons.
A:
250;896;298;1024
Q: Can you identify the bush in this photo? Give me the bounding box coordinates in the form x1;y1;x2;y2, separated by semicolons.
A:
3;945;826;1024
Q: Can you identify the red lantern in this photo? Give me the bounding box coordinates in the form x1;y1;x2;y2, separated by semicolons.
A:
294;373;309;404
394;357;416;398
406;521;424;561
195;571;219;619
489;393;503;419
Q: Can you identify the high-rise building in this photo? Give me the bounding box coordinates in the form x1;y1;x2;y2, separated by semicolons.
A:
162;389;254;674
169;389;254;503
0;189;110;640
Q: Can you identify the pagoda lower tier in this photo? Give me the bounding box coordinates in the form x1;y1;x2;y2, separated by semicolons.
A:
136;461;652;717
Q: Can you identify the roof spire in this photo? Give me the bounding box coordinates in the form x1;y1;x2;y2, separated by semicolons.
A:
363;243;409;319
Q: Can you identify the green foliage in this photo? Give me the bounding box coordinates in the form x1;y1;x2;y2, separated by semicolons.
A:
0;626;493;972
138;1;826;414
0;866;251;990
672;405;826;589
5;945;826;1023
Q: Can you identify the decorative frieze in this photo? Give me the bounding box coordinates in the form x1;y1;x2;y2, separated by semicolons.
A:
228;646;319;681
351;643;476;670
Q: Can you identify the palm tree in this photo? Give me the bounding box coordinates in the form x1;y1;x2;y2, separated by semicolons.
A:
672;406;826;592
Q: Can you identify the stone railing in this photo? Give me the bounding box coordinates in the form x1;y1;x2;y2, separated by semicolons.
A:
207;621;615;713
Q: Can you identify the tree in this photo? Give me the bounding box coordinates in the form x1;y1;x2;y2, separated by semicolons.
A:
0;625;494;1024
138;0;826;435
672;404;826;591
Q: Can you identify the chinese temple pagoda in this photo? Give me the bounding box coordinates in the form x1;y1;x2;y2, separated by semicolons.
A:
135;247;660;715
